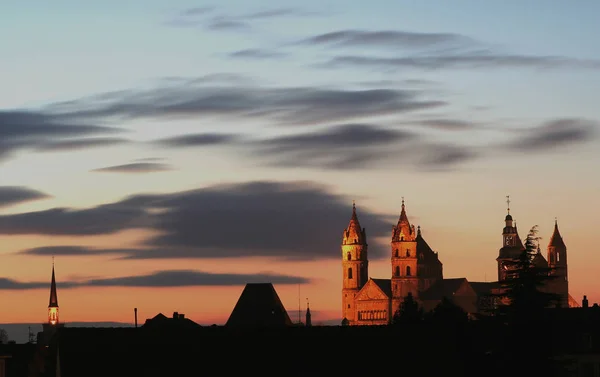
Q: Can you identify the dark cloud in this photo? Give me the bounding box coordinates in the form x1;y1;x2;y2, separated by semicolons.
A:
207;17;251;31
228;48;288;59
33;137;130;152
84;270;310;287
0;187;50;208
508;118;597;152
411;119;479;131
415;144;478;170
0;270;309;290
91;162;173;173
153;133;239;147
17;245;129;256
249;123;416;169
0;200;151;235
48;82;446;126
0;181;391;260
0;111;122;162
300;29;473;49
323;53;600;71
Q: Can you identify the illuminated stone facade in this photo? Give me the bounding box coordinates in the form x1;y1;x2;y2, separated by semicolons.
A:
341;200;444;325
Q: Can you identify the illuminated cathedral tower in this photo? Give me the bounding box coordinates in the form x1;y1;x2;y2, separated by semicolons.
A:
48;261;59;325
547;219;569;307
341;202;368;323
390;199;419;314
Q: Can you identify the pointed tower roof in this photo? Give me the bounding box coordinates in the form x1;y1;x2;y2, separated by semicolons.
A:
49;262;58;308
342;201;367;245
549;218;566;248
392;198;416;242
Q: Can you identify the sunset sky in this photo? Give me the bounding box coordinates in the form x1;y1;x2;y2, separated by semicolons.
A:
1;0;600;328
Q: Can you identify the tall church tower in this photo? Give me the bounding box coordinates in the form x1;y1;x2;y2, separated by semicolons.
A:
390;198;418;314
341;202;368;323
48;261;59;325
496;196;524;281
547;219;569;307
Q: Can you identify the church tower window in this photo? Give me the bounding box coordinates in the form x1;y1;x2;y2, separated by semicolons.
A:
347;252;352;261
395;249;399;257
395;266;400;277
348;268;353;279
406;266;411;276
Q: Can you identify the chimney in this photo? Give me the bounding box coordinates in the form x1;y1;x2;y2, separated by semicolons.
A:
134;308;138;328
173;312;179;319
179;314;185;319
583;296;589;308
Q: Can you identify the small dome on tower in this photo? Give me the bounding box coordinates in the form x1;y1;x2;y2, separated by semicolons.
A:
505;214;513;221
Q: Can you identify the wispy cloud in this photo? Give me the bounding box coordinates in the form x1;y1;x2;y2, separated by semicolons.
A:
152;133;240;148
322;52;600;71
48;80;446;126
0;187;50;208
228;48;288;59
0;270;310;290
91;162;174;174
0;111;122;162
506;118;598;152
299;29;474;49
33;137;130;152
166;6;321;31
248;123;416;170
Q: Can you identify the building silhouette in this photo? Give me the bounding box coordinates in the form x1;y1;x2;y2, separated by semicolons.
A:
341;198;577;325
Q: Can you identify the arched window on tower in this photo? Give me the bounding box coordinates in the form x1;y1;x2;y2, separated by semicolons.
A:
347;252;352;261
406;266;411;276
348;268;353;279
395;249;399;257
395;266;400;277
406;249;410;257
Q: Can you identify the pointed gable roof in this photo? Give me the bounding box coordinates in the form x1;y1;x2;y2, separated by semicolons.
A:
371;279;392;298
549;220;566;248
342;202;367;245
49;264;58;308
416;227;442;265
226;283;293;327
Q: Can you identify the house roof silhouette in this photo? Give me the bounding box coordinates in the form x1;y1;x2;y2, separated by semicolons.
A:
226;283;293;327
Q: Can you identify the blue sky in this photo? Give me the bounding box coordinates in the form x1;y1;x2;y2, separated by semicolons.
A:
1;0;600;326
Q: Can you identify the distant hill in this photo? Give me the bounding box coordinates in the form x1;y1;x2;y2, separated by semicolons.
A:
0;322;132;344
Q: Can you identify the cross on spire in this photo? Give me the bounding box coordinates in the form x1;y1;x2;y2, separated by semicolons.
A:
506;195;511;214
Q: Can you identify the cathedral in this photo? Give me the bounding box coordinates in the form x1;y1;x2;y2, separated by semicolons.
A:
341;198;575;325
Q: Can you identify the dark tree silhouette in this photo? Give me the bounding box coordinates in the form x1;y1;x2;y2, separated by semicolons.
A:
428;297;469;325
392;292;423;324
0;328;7;344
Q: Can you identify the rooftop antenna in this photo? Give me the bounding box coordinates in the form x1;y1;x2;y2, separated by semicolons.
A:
28;326;35;343
298;284;301;324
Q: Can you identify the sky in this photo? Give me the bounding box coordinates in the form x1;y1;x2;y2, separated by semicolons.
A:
1;0;600;330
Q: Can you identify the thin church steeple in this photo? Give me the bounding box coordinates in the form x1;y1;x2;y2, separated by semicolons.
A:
48;258;59;325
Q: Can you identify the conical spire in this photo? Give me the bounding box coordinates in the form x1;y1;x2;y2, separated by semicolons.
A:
342;201;366;245
549;218;566;248
392;197;415;242
49;261;58;308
